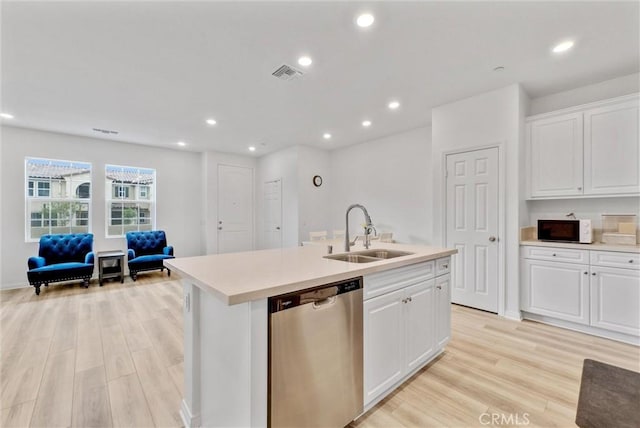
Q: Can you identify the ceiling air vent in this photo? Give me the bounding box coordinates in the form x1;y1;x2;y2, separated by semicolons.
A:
272;64;304;81
92;127;119;135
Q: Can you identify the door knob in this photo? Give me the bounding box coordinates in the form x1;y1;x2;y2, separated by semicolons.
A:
489;236;496;242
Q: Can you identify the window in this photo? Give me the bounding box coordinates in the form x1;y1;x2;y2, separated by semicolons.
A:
25;157;91;241
106;165;155;237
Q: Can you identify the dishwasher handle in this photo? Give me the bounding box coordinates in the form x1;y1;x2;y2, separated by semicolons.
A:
312;296;337;309
269;277;362;313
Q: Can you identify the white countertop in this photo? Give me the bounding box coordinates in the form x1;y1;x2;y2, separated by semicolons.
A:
521;239;640;253
165;242;456;305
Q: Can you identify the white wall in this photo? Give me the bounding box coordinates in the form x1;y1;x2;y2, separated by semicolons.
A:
432;84;526;319
329;127;433;245
529;72;639;115
0;126;203;289
297;146;332;243
527;198;640;229
256;147;299;249
202;152;257;255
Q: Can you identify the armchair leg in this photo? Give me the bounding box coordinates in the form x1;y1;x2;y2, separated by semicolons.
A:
131;272;137;281
82;279;89;288
34;285;41;295
167;269;171;277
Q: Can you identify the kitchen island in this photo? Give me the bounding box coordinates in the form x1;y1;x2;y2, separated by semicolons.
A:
165;242;456;428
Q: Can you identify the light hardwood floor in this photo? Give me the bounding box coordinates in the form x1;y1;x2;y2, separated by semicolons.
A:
1;275;639;427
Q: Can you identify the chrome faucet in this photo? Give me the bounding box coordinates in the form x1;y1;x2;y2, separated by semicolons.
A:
345;204;374;252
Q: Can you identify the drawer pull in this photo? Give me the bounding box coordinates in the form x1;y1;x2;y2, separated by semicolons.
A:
436;285;442;290
442;264;449;269
630;260;634;263
592;272;597;276
584;271;588;275
552;253;557;257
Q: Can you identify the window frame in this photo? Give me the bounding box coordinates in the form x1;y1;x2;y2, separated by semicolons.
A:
25;157;92;242
105;164;156;238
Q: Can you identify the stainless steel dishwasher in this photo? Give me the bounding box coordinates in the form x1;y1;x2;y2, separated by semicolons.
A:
269;277;363;428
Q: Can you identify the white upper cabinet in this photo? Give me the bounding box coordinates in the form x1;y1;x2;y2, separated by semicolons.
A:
584;98;640;195
526;94;639;199
529;112;584;197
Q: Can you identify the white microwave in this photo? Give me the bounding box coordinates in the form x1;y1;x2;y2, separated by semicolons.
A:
537;219;593;244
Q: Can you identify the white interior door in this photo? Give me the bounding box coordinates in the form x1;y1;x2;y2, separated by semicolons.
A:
217;164;253;254
445;147;499;313
263;179;282;249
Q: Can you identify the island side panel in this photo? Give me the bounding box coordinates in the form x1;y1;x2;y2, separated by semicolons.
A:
181;281;201;428
182;278;268;428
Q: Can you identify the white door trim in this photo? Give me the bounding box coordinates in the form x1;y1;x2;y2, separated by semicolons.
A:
441;142;506;317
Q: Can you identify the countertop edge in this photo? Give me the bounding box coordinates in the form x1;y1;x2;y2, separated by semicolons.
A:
165;248;457;305
520;240;640;253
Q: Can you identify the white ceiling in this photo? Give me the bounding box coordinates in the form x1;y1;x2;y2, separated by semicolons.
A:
2;1;638;155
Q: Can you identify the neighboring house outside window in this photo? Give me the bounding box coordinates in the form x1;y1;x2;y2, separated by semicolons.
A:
105;164;155;237
25;157;91;241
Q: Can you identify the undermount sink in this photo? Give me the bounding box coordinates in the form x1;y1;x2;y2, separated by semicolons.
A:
323;254;381;263
324;249;414;263
354;249;414;259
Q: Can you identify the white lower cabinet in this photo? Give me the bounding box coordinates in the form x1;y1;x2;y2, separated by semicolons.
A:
404;281;436;372
521;246;640;342
363;257;452;408
435;274;452;348
522;258;590;324
590;266;640;336
363;288;405;405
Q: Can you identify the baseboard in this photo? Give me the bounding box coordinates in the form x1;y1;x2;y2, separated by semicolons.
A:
503;309;523;321
0;282;30;291
523;312;639;346
180;399;201;428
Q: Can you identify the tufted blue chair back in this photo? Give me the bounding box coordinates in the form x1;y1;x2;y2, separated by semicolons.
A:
126;231;168;257
39;234;94;265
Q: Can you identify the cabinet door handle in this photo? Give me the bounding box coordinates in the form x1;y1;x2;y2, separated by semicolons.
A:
442;264;449;269
577;187;582;191
584;271;588;275
436;285;442;290
407;297;412;303
552;253;557;257
629;260;634;263
592;272;597;276
401;298;407;304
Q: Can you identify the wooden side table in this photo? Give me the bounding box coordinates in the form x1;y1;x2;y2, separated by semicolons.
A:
97;250;125;286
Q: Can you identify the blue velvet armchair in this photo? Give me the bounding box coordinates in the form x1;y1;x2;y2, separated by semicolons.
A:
126;230;175;281
27;233;95;295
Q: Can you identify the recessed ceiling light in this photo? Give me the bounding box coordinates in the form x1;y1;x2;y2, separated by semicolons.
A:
177;141;186;147
323;133;332;140
388;101;400;110
356;13;375;28
206;118;217;125
298;56;313;67
0;113;14;119
552;40;574;53
362;120;372;127
248;146;256;152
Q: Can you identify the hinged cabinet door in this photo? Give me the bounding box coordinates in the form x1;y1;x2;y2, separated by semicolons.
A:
435;274;452;348
584;98;640;195
522;259;590;324
404;280;435;372
529;112;584;197
363;289;404;406
590;266;640;336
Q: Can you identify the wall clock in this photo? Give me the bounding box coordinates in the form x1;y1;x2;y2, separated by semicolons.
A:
312;175;323;187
